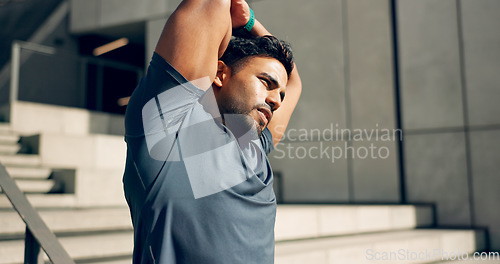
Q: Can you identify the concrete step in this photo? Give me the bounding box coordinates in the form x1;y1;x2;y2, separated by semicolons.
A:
275;229;486;264
15;179;55;193
0;154;41;167
0;207;132;237
0;134;19;145
4;166;52;179
86;258;133;264
0;228;486;264
0;231;133;264
0;179;55;194
0;144;20;155
275;204;434;241
6;101;125;136
0;123;10;134
0;193;76;209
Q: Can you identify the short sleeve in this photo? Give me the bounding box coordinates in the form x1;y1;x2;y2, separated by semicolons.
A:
259;127;274;155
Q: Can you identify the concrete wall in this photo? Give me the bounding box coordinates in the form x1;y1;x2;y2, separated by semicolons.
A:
460;0;500;249
70;0;172;34
398;0;500;249
252;0;400;203
398;0;469;226
252;0;500;248
146;17;167;65
345;0;399;203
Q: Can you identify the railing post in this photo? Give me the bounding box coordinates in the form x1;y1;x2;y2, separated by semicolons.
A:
10;41;57;123
24;227;44;264
96;63;104;111
0;163;75;264
10;41;21;104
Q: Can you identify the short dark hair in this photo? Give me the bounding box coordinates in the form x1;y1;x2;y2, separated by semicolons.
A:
220;35;294;77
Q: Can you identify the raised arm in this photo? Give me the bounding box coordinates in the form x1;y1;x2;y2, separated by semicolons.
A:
268;61;302;146
155;0;232;88
231;1;302;146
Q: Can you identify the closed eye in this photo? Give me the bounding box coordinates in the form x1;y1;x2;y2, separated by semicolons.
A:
259;77;272;88
258;73;279;88
258;73;285;102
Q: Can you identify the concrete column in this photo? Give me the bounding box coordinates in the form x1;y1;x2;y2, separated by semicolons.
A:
470;130;500;250
398;0;464;130
405;132;472;226
460;0;500;126
346;0;399;202
460;0;500;250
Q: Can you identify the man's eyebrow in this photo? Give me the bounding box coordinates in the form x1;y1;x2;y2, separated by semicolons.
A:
259;72;279;87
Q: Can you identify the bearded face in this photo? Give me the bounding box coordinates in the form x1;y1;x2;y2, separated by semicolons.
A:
213;56;288;139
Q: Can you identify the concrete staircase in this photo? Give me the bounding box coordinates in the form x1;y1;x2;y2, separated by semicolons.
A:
0;124;57;196
0;122;134;263
273;205;486;264
0;208;133;263
0;115;491;263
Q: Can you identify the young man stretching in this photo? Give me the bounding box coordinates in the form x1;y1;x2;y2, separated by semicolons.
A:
123;0;302;263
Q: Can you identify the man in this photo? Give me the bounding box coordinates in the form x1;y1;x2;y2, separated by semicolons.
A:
123;0;301;263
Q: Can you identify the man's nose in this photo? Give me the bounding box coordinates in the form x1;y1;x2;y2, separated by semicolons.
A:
265;90;282;112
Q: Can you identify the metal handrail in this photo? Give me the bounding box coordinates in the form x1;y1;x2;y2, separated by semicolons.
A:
10;41;57;105
9;41;144;114
0;163;75;264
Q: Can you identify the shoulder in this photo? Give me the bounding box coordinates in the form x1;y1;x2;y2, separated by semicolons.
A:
260;127;274;155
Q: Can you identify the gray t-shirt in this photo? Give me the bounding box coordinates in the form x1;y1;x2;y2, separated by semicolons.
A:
123;53;276;264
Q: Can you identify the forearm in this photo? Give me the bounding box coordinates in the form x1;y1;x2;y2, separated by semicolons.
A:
248;18;302;146
249;18;300;88
249;18;300;91
155;0;231;85
268;64;302;146
249;19;271;37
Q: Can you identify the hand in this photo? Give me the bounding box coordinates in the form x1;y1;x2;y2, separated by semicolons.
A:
230;0;251;28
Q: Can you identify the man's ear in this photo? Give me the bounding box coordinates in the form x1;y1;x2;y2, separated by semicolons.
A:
213;60;230;88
